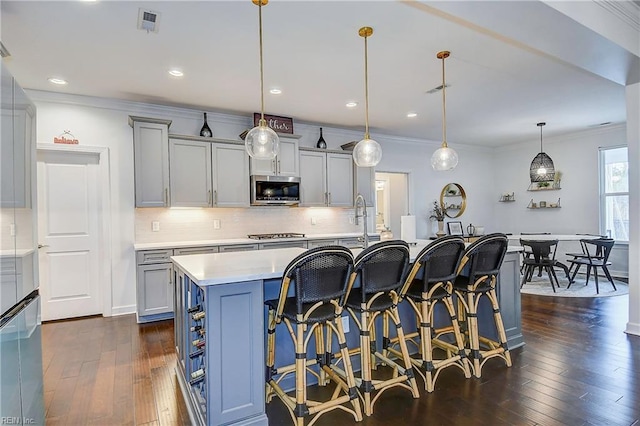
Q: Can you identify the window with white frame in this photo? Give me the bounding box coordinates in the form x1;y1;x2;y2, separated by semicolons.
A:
600;146;628;241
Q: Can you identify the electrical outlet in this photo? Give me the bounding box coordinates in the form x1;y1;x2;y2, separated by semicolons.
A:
311;217;317;225
349;216;355;224
213;219;221;230
152;221;160;232
341;315;350;333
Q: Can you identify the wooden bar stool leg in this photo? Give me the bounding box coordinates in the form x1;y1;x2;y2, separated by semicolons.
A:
335;315;363;421
382;311;390;360
314;325;327;386
420;298;434;392
295;320;307;425
265;307;277;403
487;288;512;367
389;306;419;398
359;307;373;416
443;296;472;378
466;291;481;378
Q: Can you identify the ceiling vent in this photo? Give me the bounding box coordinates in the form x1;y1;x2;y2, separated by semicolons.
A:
426;83;450;94
0;42;11;58
137;8;160;33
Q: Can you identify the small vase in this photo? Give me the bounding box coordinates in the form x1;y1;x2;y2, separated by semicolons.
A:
200;112;213;138
436;220;446;237
316;127;327;149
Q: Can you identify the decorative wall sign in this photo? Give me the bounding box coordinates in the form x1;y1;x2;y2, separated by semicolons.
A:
54;130;79;144
252;113;293;134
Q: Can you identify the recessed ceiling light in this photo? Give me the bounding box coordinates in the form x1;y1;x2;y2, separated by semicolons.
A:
346;101;358;108
269;88;282;95
407;112;417;118
168;69;184;77
47;77;68;85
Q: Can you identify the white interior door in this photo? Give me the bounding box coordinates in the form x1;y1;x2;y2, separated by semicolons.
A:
37;149;102;321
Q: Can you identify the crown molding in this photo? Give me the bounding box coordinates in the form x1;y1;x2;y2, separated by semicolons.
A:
24;89;251;126
595;1;640;32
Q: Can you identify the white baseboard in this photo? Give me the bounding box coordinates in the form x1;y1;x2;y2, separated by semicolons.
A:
625;322;640;336
111;304;136;316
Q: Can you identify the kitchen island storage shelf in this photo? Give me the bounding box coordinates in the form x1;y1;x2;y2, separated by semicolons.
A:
171;244;524;425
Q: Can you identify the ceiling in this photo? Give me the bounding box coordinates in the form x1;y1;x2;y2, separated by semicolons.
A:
1;1;639;147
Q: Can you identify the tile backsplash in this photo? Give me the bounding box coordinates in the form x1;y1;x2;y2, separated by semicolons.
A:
135;207;373;243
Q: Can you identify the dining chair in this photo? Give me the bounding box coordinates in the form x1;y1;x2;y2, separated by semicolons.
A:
519;239;561;292
567;238;616;294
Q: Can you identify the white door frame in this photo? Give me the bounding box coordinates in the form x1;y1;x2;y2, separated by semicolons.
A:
37;143;112;317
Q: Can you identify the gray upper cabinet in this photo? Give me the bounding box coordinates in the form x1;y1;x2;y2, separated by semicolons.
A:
250;134;299;177
300;149;353;207
213;143;249;207
299;151;327;206
327;153;354;207
355;165;375;207
168;137;249;208
130;116;172;207
170;139;212;207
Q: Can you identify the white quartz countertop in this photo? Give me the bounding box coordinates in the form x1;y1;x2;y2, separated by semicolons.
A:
134;233;379;251
172;239;522;287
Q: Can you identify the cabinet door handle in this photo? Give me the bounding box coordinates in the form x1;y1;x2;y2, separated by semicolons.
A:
324;192;328;205
168;269;172;285
272;159;277;174
208;190;212;206
277;160;281;175
165;188;169;206
214;190;218;205
328;192;331;205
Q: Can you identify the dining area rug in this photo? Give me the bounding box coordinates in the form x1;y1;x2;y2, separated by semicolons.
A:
519;274;628;297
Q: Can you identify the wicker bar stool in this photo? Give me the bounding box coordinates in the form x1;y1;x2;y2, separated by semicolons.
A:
265;246;362;426
390;236;471;392
453;233;512;378
343;240;419;416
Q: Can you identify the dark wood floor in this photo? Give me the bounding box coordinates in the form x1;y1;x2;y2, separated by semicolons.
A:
42;294;640;426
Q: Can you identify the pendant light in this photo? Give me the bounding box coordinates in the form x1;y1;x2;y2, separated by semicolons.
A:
529;122;555;182
352;26;382;168
245;0;279;160
431;51;458;171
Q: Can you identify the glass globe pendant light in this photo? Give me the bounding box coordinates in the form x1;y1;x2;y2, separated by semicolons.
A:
352;26;382;168
529;122;555;182
431;51;458;171
245;0;279;160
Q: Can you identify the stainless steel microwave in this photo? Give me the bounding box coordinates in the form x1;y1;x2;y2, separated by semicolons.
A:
250;175;300;206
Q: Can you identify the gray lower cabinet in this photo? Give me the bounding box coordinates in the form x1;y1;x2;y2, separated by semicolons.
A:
258;241;307;250
218;243;260;252
136;249;174;323
306;239;338;248
174;246;219;256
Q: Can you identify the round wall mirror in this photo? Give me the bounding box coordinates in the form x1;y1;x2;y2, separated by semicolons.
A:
440;183;466;218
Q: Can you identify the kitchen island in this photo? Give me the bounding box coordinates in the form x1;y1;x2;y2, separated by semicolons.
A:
171;241;523;426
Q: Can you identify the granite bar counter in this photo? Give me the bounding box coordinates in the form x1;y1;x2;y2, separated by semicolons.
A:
171;241;523;426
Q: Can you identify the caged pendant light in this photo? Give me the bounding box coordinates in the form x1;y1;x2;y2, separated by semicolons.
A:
529;122;555;183
352;26;382;168
245;0;279;160
431;51;458;171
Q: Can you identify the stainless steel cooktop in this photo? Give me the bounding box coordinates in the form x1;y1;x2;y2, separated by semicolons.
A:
247;233;306;240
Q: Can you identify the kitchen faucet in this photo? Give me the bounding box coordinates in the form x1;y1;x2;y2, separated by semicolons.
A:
354;193;369;249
